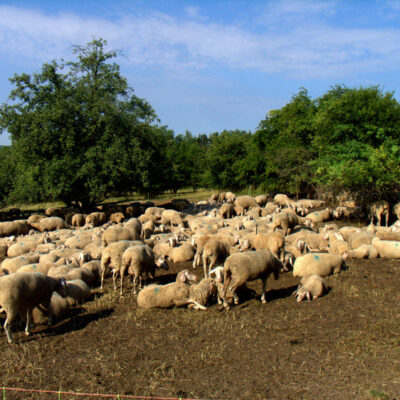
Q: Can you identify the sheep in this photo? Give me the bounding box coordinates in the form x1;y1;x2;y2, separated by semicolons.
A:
254;194;267;207
141;220;155;239
81;260;102;281
0;220;31;237
234;196;259;213
121;244;169;295
0;272;67;343
168;243;195;264
109;212;125;224
27;214;45;225
347;244;379;259
393;202;400;221
32;292;70;325
65;267;96;286
101;224;141;246
286;230;328;252
160;209;185;227
65;279;92;305
273;194;296;209
239;231;285;263
0;245;7;262
348;231;373;250
369;200;389;227
71;213;86;228
100;240;143;290
305;208;332;225
294;274;327;302
209;193;219;203
145;207;165;218
371;237;400;258
293;253;346;278
272;211;312;236
222;249;286;309
324;231;351;256
219;203;236;219
0;254;41;275
137;269;205;309
17;263;54;275
64;231;94;249
31;217;69;232
7;232;50;258
85;212;107;228
45;207;63;217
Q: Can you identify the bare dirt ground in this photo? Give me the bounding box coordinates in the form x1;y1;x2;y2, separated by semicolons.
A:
0;257;399;400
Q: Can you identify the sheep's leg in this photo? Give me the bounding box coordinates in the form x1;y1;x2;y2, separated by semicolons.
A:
377;213;382;227
385;213;389;227
202;253;208;278
25;309;32;336
133;276;139;295
112;270;118;291
4;311;16;344
260;278;267;303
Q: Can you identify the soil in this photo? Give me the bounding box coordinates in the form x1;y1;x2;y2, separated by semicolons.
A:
0;258;399;400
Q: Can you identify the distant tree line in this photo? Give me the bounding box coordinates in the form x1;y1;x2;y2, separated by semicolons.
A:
0;39;399;207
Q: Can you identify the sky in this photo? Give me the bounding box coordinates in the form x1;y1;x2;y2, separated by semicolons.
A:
0;0;400;146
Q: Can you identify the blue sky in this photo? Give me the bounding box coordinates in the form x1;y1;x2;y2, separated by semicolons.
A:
1;0;400;146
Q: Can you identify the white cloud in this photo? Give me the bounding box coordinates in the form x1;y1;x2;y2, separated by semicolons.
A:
0;4;399;79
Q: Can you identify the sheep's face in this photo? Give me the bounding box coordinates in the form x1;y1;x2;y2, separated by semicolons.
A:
295;287;311;302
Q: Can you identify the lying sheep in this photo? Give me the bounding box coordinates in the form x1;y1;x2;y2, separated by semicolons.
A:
0;220;31;237
305;208;332;225
222;249;286;309
371;237;400;258
137;269;207;309
168;243;195;264
293;253;346;278
0;272;67;343
1;254;41;275
121;244;169;295
31;217;69;232
346;244;379;259
294;274;327;302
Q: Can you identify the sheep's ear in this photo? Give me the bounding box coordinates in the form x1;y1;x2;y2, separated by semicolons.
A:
178;272;188;282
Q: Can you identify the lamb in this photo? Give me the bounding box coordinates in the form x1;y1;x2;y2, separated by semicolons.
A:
0;272;67;343
294;274;327;302
222;249;286;309
121;244;169;295
371;237;400;258
137;269;206;309
293;253;346;278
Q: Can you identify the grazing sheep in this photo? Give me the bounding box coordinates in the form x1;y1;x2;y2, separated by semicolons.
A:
81;260;102;281
109;212;125;224
45;207;63;217
371;237;400;258
294;274;327;302
160;209;185;227
65;279;91;305
71;213;86;228
100;240;143;290
141;220;155;240
222;249;286;309
121;245;169;295
369;200;389;227
219;203;236;219
0;272;67;343
254;195;268;207
137;269;204;309
32;292;70;325
272;211;312;236
234;196;259;213
273;194;296;209
85;212;107;228
145;207;165;218
65;267;96;286
27;214;45;225
240;231;285;262
293;253;346;278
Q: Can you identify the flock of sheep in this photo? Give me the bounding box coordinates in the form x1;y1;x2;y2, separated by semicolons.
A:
0;192;399;344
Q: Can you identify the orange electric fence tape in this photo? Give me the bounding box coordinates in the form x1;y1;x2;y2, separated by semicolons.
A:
0;387;206;400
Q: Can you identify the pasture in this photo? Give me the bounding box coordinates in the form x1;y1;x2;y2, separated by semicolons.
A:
0;256;399;400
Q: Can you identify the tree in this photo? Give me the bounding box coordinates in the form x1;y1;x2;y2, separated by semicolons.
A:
0;38;164;206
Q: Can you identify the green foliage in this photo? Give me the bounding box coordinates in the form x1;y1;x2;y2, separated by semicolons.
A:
0;38;167;206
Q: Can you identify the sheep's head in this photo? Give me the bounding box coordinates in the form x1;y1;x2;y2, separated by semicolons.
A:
155;255;169;271
295;286;311;302
176;269;197;284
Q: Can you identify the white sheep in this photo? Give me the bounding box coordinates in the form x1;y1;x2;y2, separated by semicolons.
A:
294;274;327;302
0;272;67;343
222;249;286;309
293;253;346;278
121;244;169;295
65;279;92;305
371;237;400;258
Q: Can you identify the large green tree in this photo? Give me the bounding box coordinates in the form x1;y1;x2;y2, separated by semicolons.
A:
0;38;165;206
